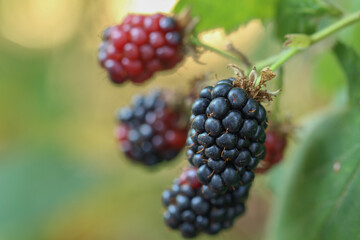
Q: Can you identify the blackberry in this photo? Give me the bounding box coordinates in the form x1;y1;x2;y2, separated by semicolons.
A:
115;89;188;166
255;123;289;173
98;13;186;84
179;166;202;189
186;66;277;193
162;167;251;238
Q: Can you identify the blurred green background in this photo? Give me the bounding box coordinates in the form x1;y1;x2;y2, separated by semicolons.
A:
0;0;351;239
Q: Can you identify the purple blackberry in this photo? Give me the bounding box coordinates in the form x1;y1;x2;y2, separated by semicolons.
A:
162;167;251;238
115;89;189;166
186;67;276;193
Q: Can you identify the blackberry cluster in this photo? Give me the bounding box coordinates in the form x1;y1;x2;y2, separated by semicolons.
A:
186;78;268;193
255;129;287;173
98;13;184;84
162;167;251;238
115;89;188;166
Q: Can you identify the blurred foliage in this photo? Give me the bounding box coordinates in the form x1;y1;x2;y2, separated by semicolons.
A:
275;0;342;39
312;50;345;99
267;106;360;240
333;42;360;104
0;0;360;240
174;0;276;33
336;0;360;54
267;1;360;239
275;0;360;54
0;145;97;240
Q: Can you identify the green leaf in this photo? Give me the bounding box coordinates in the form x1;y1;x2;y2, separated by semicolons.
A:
337;18;360;55
312;50;346;99
266;107;360;240
333;42;360;105
275;0;342;40
173;0;276;33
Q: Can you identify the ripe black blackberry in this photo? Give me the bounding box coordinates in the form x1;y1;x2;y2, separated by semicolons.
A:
186;66;277;193
162;167;251;238
115;89;189;166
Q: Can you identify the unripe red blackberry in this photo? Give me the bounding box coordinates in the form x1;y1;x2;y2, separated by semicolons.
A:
186;66;277;193
255;124;289;173
115;89;189;166
162;166;251;238
179;167;202;190
98;13;186;84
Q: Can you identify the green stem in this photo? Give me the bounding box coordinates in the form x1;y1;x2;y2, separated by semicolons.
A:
270;48;298;71
311;11;360;44
254;10;360;86
189;36;241;63
272;11;360;71
254;53;281;71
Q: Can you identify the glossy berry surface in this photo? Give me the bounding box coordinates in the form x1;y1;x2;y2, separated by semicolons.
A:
98;13;184;84
186;78;268;193
115;89;188;166
255;130;287;173
162;167;251;238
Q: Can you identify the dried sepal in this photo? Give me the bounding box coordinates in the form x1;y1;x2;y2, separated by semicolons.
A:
229;64;279;103
260;67;276;83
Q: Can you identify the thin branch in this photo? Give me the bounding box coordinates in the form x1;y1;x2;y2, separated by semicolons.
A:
226;43;252;68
